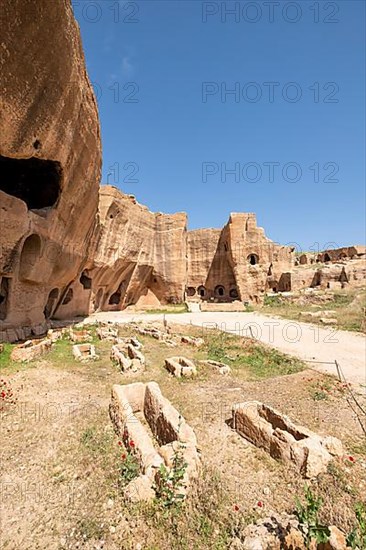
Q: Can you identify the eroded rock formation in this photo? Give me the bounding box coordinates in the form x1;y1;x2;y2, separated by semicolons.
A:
187;213;293;303
54;186;188;319
0;0;101;341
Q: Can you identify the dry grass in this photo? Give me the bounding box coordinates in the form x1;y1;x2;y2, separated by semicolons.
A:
261;288;366;333
0;321;365;549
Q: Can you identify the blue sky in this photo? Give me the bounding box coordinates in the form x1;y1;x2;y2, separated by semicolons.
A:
72;0;365;251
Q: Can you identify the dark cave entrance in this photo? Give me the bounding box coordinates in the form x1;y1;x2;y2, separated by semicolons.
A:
0;155;62;210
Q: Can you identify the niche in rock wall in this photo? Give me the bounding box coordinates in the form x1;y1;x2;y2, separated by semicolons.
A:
310;271;322;288
214;285;225;297
186;287;196;297
62;288;74;305
109;281;125;305
197;285;206;298
339;268;348;284
19;234;42;282
229;287;238;299
248;253;259;266
80;272;92;290
0;155;62;210
277;273;292;292
44;288;59;319
0;277;11;320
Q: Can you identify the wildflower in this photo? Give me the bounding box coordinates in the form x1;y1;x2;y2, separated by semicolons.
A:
257;501;264;508
348;456;355;463
233;504;239;511
121;454;126;460
118;441;122;446
1;392;5;398
129;440;135;448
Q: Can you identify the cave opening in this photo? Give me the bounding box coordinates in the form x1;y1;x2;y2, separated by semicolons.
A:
109;291;121;305
0;155;62;210
229;287;238;299
80;272;92;290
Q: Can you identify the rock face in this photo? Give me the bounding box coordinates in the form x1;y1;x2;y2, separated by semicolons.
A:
0;0;101;341
187;213;293;304
55;186;188;319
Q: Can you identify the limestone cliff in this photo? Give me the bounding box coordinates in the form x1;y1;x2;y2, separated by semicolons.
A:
0;0;101;341
54;186;187;318
187;213;293;303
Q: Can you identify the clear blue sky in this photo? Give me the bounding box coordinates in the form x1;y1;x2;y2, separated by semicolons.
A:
72;0;365;252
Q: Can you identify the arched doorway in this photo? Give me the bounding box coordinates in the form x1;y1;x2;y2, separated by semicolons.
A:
197;285;206;299
19;234;42;281
214;285;225;298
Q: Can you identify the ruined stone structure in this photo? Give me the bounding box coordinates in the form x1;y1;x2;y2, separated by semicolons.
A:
232;401;343;478
110;382;200;502
187;213;293;304
0;0;101;342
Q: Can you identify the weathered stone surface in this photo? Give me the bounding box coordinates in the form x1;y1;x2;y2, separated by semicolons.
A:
10;338;52;362
165;356;197;378
232;516;349;550
81;186;188;314
232;401;343;478
69;329;91;343
181;335;204;347
187;213;293;305
72;344;98;362
97;326;118;341
110;382;200;502
110;345;132;372
204;359;231;375
127;344;145;365
0;0;101;341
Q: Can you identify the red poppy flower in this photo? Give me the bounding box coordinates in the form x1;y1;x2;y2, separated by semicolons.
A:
1;392;5;398
129;440;135;448
348;456;355;463
118;441;122;446
121;453;126;460
257;501;264;508
233;504;239;511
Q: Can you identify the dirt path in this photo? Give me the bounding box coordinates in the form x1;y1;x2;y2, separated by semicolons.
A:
89;311;366;387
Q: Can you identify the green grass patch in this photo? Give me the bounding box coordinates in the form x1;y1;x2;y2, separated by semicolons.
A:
204;330;304;380
0;343;15;371
144;304;188;314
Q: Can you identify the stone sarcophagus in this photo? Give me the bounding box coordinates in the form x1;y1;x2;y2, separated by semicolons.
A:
110;382;200;502
232;401;343;478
